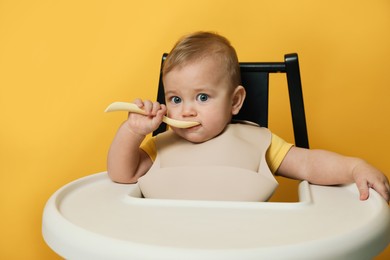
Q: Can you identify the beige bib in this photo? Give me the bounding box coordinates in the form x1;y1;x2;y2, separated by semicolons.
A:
138;123;278;201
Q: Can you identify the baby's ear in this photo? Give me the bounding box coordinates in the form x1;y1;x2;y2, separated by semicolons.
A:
231;85;246;115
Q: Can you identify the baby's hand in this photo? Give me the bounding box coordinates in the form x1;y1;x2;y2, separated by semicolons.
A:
353;161;390;203
124;99;167;136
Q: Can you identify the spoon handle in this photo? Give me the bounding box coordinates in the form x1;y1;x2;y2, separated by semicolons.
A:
105;102;199;129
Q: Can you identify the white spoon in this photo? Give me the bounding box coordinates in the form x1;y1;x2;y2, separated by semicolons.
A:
105;102;200;129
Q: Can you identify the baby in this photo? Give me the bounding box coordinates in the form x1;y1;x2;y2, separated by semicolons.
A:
107;31;389;202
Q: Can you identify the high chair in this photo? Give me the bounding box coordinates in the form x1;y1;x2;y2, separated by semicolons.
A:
42;54;390;259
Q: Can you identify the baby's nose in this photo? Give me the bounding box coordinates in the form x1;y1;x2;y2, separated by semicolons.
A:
182;103;197;117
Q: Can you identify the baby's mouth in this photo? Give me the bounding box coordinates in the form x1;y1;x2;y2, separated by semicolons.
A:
186;123;201;130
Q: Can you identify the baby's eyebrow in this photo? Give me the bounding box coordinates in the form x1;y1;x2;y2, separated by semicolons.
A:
192;85;215;92
164;90;178;96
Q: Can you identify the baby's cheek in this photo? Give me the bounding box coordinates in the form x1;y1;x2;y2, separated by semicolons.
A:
165;109;175;118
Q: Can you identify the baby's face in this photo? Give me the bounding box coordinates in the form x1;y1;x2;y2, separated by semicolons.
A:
163;57;236;143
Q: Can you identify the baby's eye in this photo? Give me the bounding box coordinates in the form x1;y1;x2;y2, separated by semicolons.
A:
170;96;182;104
197;93;209;102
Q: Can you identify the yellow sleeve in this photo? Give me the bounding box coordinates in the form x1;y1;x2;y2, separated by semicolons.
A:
266;133;294;174
140;136;157;161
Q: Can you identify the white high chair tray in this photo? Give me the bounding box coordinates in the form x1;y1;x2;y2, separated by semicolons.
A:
42;172;390;260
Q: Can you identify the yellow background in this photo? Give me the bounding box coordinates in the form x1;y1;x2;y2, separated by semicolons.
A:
0;0;389;258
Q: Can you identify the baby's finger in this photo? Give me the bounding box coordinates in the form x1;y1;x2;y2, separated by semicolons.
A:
142;100;154;114
356;179;370;201
378;181;390;203
155;104;167;119
151;101;162;116
127;99;144;118
132;98;143;107
369;176;390;203
370;184;388;203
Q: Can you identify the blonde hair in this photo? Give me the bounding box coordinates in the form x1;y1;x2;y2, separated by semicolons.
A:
162;31;241;89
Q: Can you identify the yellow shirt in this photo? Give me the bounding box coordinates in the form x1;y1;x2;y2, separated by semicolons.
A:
141;132;293;174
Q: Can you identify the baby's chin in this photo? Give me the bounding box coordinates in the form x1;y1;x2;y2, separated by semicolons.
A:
178;133;209;143
172;130;209;143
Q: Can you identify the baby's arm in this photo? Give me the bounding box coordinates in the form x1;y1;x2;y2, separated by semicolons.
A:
107;99;166;183
277;147;390;203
